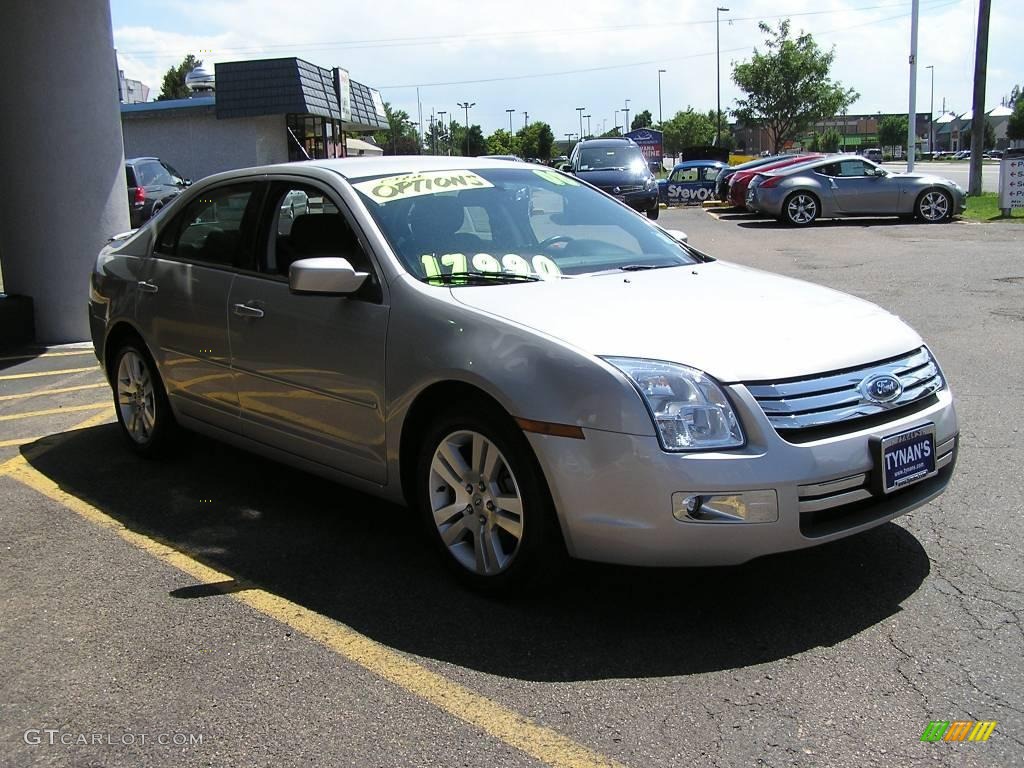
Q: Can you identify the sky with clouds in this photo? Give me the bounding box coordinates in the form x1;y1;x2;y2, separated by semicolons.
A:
111;0;1019;139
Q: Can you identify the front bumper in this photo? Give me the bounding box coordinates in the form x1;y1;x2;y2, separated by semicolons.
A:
527;386;958;567
597;187;658;211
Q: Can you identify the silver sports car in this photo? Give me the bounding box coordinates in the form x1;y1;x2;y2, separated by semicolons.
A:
89;157;958;593
746;154;966;225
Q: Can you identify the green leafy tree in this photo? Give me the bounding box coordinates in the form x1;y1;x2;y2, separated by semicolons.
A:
705;109;735;149
630;110;653;130
486;129;520;156
600;126;623;138
157;54;201;101
661;108;715;155
732;20;858;153
806;132;821;152
371;102;421;155
1008;98;1024;142
425;119;450;155
516;122;555;159
821;127;843;153
449;121;486;156
878;115;908;152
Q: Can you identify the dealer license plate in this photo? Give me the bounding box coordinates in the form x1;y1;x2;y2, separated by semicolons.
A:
878;423;937;494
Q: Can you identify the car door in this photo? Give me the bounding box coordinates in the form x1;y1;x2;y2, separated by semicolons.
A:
227;180;389;484
136;180;265;433
823;158;900;213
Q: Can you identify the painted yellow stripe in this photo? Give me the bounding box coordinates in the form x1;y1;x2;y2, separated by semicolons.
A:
0;350;95;363
0;383;108;402
0;402;111;422
0;437;41;448
0;366;99;381
0;455;624;768
0;408;113;452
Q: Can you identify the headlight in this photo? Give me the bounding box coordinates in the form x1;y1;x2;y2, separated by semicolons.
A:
644;176;658;190
604;358;745;451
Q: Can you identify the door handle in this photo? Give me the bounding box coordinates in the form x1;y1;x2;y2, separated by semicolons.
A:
137;281;159;294
233;303;265;319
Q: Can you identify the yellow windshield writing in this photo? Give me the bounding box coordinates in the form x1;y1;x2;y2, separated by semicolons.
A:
353;171;493;204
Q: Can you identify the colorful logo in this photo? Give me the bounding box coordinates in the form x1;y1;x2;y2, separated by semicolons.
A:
920;721;996;742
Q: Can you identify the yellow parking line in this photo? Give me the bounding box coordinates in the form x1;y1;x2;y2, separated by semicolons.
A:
0;367;100;381
0;437;41;448
0;455;625;768
0;408;113;452
0;350;95;363
0;402;111;422
0;383;108;402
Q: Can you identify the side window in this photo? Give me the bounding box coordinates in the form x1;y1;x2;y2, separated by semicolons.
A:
126;166;137;188
140;162;172;186
161;162;185;185
816;163;840;177
155;183;261;268
264;183;371;277
672;167;699;183
701;167;720;182
838;160;868;177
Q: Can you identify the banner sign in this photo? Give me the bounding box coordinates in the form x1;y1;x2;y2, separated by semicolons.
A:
625;129;664;164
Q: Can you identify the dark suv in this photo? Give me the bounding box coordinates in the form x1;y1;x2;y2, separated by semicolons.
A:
567;138;660;219
125;157;190;228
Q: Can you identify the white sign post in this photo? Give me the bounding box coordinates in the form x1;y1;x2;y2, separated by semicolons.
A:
998;150;1024;216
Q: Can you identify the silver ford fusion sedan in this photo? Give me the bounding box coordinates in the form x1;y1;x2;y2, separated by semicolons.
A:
89;157;958;592
746;153;966;225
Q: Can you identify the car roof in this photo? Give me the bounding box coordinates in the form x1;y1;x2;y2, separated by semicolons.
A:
125;157;160;164
250;156;550;180
576;138;637;147
671;160;727;169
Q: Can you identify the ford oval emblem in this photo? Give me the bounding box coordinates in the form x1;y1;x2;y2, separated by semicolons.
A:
861;373;903;403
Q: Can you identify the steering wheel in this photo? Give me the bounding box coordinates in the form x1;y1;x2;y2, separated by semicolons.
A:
537;234;574;251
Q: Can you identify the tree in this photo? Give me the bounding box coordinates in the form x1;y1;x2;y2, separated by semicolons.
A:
982;119;996;150
878;115;908;152
806;132;821;152
1008;98;1024;143
449;121;486;156
371;102;421;155
732;20;858;153
705;109;734;149
820;127;843;153
157;54;201;101
660;108;715;155
486;129;520;156
599;126;622;138
630;110;653;130
516;121;555;159
425;119;450;155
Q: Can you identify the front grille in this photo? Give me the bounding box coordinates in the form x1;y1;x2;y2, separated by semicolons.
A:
598;183;643;194
746;347;944;442
798;436;956;537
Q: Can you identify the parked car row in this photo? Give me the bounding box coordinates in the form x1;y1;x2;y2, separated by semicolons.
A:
90;155;958;593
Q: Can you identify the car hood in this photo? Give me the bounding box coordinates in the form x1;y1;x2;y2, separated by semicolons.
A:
574;169;650;187
451;261;922;382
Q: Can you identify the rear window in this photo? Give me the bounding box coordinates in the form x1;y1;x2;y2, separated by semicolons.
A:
126;167;137;188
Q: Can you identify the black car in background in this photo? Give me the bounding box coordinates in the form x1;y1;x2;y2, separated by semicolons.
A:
714;154;787;201
567;138;660;219
125;157;190;228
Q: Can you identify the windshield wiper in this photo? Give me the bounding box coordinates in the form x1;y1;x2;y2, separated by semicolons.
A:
618;264;676;271
426;271;541;285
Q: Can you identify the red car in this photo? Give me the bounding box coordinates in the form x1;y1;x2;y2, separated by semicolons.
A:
728;154;821;209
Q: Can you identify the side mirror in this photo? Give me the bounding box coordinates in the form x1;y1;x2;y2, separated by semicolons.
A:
183;178;193;187
664;228;688;244
559;163;572;172
289;257;368;295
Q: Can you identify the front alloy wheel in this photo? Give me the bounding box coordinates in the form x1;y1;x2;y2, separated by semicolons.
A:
117;349;157;444
429;430;524;576
784;192;818;226
917;190;952;222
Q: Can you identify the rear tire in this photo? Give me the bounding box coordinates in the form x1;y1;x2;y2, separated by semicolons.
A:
112;342;178;458
916;189;952;223
782;192;819;226
414;403;564;595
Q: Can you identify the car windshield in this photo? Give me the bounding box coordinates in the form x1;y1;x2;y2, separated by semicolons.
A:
348;167;696;284
577;146;646;172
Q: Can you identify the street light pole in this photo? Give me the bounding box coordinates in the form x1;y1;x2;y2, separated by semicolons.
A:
614;109;620;133
523;111;528;130
624;99;631;132
576;107;585;142
925;64;935;155
437;111;447;155
584;114;591;138
716;7;729;146
657;68;666;127
457;101;475;156
506;108;515;137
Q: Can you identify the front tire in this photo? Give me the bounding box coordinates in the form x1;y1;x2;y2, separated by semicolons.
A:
782;192;819;226
916;189;952;223
112;343;178;457
646;204;660;220
415;403;563;594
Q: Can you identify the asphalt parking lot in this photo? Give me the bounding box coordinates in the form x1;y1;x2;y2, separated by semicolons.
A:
1;209;1022;767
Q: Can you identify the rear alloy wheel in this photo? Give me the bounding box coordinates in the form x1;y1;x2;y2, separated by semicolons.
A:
917;189;952;223
783;192;819;226
416;406;562;594
113;344;177;457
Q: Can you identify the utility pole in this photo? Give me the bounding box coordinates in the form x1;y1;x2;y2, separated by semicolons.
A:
457;101;475;157
926;65;935;155
716;7;729;145
506;107;515;138
968;0;991;195
584;114;591;138
614;110;620;133
523;111;528;130
437;111;447;155
624;99;631;132
657;69;666;127
430;113;436;155
576;107;585;142
907;0;919;171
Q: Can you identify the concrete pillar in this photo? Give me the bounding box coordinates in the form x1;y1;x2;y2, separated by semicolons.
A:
0;0;130;343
